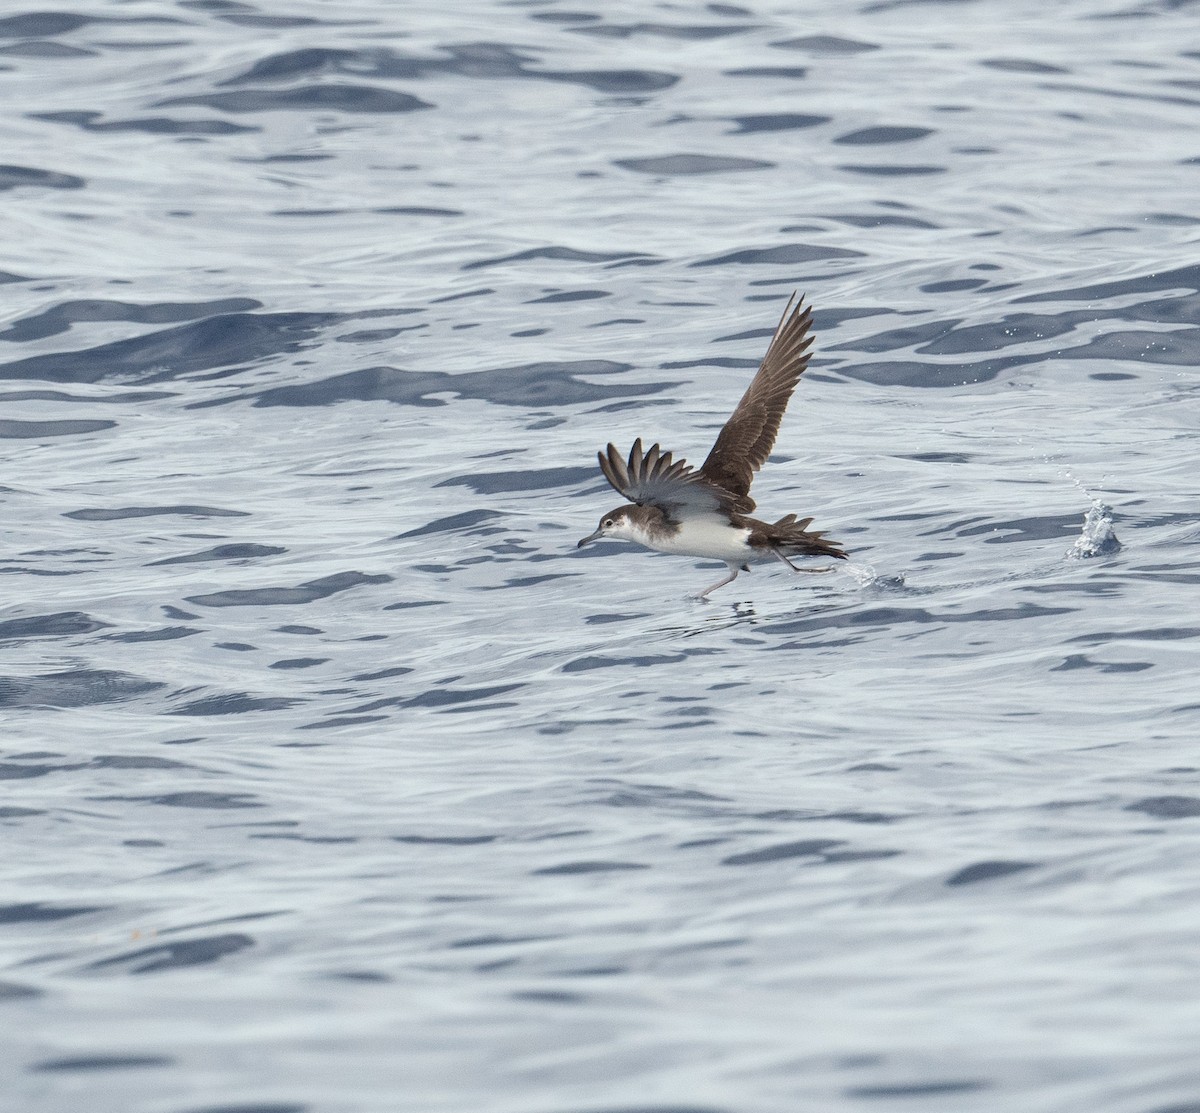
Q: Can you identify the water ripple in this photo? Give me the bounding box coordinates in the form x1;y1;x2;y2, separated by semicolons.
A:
2;2;1199;1110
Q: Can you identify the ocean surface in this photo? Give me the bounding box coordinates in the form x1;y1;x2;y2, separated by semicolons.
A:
3;1;1200;1111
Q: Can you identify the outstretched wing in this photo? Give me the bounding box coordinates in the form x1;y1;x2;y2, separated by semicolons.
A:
597;437;737;517
698;292;815;512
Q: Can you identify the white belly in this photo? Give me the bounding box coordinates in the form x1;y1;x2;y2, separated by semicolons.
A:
636;517;752;562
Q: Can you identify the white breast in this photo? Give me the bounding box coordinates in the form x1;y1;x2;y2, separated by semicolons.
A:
634;516;752;561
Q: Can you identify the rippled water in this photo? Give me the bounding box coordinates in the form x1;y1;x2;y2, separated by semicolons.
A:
4;1;1200;1111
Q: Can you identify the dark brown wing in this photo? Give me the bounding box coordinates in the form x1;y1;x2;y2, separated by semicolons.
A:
698;292;814;513
597;438;738;517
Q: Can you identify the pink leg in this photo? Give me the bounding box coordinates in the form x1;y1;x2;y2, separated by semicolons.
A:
694;562;740;599
772;549;834;574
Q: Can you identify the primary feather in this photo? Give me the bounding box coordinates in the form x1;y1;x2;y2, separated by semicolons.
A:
698;293;815;512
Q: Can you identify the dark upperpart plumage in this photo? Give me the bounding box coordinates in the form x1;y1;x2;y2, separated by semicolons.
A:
743;512;847;560
595;293;831;523
698;293;815;513
581;292;845;596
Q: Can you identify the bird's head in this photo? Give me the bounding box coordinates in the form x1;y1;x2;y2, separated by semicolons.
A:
577;504;642;548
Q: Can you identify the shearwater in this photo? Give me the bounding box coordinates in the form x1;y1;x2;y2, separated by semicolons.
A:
577;293;846;599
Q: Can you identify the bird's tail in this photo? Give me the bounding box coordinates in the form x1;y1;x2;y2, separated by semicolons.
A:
769;514;847;560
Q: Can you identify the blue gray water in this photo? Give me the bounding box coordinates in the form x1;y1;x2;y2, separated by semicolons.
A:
3;1;1200;1111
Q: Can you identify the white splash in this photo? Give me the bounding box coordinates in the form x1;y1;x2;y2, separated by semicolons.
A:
1067;499;1121;559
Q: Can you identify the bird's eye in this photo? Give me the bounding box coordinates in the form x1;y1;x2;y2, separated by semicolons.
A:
604;519;613;528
